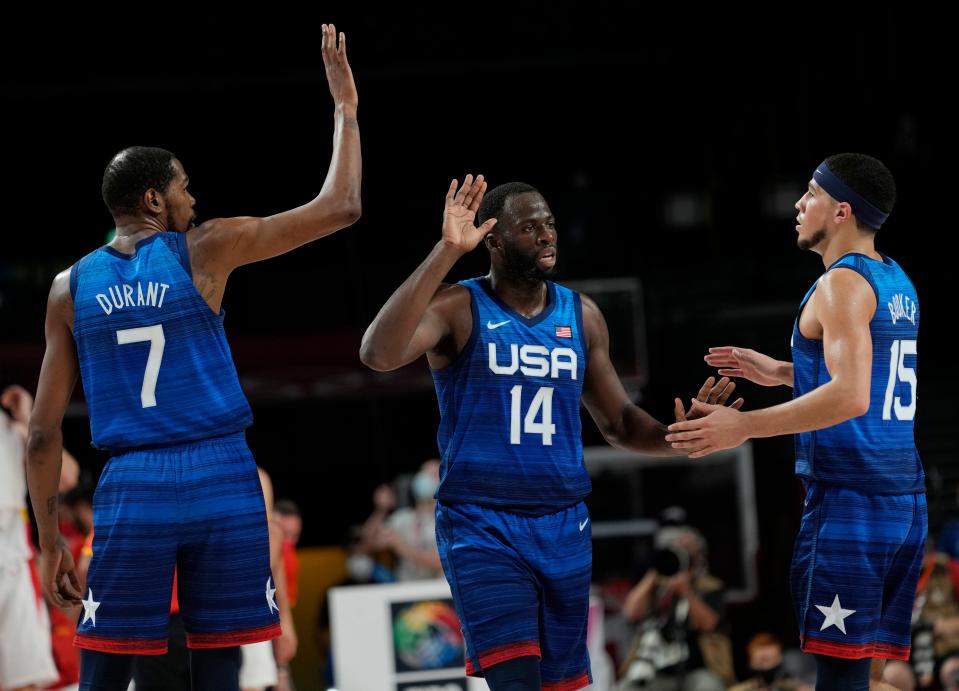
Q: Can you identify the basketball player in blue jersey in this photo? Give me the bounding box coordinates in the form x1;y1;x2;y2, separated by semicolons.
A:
666;154;923;691
24;24;359;691
360;177;742;691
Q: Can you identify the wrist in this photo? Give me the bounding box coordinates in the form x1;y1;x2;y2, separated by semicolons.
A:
335;102;358;117
436;239;467;260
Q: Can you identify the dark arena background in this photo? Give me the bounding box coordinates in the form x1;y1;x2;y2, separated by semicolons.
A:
2;5;955;689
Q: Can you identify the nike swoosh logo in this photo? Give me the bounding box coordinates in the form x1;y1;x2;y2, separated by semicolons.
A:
487;320;511;329
579;518;589;532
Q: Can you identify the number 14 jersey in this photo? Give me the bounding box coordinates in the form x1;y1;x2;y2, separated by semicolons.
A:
71;232;252;452
432;277;591;515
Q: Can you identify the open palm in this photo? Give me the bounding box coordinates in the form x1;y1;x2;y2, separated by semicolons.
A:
442;174;497;253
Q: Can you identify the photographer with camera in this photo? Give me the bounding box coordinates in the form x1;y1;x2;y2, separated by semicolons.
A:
618;522;731;691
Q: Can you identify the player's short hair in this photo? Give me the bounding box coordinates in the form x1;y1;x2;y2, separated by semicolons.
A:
824;153;896;232
477;182;540;229
102;146;177;217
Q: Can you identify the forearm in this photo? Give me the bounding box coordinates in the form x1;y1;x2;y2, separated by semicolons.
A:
623;572;657;621
26;426;65;550
610;404;683;456
743;379;867;439
685;592;720;632
360;241;461;370
776;360;794;388
314;105;362;219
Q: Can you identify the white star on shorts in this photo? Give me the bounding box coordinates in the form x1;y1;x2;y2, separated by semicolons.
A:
266;577;278;614
816;594;856;635
81;588;101;627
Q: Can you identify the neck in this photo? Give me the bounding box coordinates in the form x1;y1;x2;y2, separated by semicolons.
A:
112;216;167;247
488;271;549;318
819;231;880;267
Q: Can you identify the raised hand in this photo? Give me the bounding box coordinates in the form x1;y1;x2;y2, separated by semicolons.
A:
321;23;358;109
673;376;745;423
705;346;788;387
441;175;498;254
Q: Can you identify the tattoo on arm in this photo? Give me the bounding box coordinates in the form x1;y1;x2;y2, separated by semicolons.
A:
47;495;57;515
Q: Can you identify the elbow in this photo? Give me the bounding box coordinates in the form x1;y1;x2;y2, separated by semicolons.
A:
359;338;392;372
26;425;60;461
841;390;871;419
337;197;362;227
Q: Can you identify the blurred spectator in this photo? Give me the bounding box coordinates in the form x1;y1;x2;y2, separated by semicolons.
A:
882;660;916;691
1;384;75;690
617;523;731;691
360;459;442;581
274;498;302;609
729;633;815;691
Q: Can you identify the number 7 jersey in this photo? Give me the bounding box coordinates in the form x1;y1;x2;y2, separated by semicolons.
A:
791;253;923;493
70;232;253;451
431;277;591;515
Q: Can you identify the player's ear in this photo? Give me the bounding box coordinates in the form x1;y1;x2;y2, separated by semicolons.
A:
142;188;164;216
484;230;501;253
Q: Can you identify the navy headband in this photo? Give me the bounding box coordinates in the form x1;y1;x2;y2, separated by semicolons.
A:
813;161;889;229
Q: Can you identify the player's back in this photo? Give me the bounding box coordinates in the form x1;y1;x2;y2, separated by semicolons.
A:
71;232;252;451
792;252;923;493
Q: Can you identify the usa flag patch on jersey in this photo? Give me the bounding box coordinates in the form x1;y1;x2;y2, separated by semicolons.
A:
555;325;572;338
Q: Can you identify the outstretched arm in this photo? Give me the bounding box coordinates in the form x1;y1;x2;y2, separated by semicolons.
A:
187;24;362;297
704;346;793;388
667;269;875;457
360;175;496;371
26;270;82;608
581;296;742;455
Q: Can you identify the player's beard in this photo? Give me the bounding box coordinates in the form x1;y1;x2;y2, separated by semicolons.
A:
502;242;557;285
798;227;827;251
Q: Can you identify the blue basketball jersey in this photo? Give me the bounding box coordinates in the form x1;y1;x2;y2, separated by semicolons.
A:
791;253;923;493
431;277;590;514
70;232;252;451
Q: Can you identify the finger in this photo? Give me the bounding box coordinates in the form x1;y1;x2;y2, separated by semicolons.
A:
665;431;704;442
478;218;498;234
673;397;686;423
704;355;737;367
467;178;487;213
667;420;699;433
463;174;484;208
706;376;731;402
716;369;745;378
696;377;716;401
446;179;458;203
63;570;82;599
454;174;475;204
338;31;347;58
730;397;745;410
708;347;737;354
670;440;707;450
715;379;736;405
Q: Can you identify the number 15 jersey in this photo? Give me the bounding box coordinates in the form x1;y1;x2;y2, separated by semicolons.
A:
70;232;252;452
431;277;591;515
791;253;923;494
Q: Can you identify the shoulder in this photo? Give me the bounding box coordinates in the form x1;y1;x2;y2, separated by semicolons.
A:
816;267;877;316
576;292;606;346
49;268;74;320
429;283;473;324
